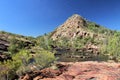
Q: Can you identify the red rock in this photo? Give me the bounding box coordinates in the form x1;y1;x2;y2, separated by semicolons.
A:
21;61;120;80
21;74;30;80
33;76;42;80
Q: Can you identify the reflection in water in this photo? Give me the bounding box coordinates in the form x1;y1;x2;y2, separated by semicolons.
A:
55;49;108;62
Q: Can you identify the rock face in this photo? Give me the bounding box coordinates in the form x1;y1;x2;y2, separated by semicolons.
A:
51;14;93;40
0;38;10;61
0;38;9;51
20;61;120;80
0;31;34;62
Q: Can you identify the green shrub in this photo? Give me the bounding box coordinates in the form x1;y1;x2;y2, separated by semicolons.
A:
0;49;55;79
35;49;56;68
101;32;120;62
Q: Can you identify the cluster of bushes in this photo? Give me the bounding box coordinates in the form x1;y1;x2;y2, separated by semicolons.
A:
0;34;56;80
85;22;120;62
8;36;35;55
0;49;55;80
36;34;54;51
101;31;120;62
87;22;112;35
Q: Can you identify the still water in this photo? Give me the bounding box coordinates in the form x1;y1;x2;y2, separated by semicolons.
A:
54;49;108;62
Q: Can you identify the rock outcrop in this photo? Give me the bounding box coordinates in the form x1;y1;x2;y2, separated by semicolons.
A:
20;61;120;80
0;38;9;51
0;31;35;62
51;14;99;40
0;38;11;61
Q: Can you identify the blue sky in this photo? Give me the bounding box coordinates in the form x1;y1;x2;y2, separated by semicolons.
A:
0;0;120;37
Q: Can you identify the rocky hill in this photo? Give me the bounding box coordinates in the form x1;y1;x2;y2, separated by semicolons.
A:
49;14;116;62
51;14;108;40
51;14;88;40
0;14;120;80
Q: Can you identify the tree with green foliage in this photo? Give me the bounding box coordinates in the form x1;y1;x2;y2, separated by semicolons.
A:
0;48;56;79
101;32;120;61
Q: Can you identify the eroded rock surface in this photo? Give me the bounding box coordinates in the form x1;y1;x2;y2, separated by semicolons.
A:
20;61;120;80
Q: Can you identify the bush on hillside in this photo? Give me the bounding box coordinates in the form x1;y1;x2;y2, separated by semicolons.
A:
0;49;56;79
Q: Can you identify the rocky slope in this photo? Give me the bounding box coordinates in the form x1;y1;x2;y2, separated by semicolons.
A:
0;31;35;61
